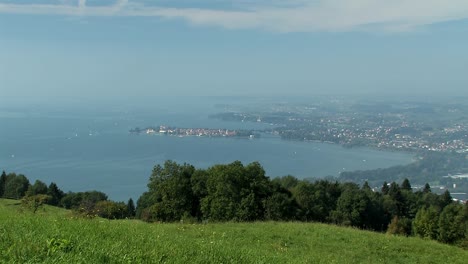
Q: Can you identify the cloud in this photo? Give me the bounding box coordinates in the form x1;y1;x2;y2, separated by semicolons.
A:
1;0;468;32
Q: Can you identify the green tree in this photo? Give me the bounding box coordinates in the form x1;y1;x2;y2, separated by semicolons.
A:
413;206;439;240
47;182;65;206
60;191;107;210
330;185;371;228
0;170;7;197
437;204;466;244
439;190;453;209
381;181;389;195
293;181;316;221
127;198;136;217
136;191;156;220
382;195;399;222
263;190;297;221
202;161;248;221
362;181;371;192
401;178;412;191
420;192;440;210
388;182;407;217
200;161;271;221
293;180;341;222
22;194;50;213
422;183;431;193
387;216;412;236
365;192;388;231
3;173;30;199
26;180;48;196
190;169;208;219
95;200;128;219
142;160;196;222
272;175;299;190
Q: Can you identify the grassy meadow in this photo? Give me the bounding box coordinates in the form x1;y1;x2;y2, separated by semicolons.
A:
1;198;467;263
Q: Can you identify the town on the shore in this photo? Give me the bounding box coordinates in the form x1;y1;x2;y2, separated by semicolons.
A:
130;125;258;138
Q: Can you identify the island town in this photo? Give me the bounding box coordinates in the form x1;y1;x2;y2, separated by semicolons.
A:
130;125;258;138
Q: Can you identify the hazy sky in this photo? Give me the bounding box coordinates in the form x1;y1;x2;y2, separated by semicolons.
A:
1;0;468;103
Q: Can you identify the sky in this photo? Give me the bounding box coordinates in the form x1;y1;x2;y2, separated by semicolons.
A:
1;0;468;104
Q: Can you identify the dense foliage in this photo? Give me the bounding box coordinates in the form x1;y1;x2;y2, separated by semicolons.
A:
2;159;467;248
136;161;468;247
0;171;135;219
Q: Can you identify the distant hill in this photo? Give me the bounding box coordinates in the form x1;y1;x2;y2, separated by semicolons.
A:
1;199;467;263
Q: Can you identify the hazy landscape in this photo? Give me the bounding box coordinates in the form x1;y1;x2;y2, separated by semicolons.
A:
1;0;468;262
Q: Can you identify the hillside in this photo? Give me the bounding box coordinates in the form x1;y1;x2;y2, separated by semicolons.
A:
1;199;467;263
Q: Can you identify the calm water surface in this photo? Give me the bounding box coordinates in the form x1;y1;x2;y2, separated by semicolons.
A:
0;101;413;201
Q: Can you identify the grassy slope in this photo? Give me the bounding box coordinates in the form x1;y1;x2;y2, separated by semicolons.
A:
1;199;467;263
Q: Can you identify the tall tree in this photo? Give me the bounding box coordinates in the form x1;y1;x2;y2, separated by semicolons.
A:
272;175;299;190
413;206;439;240
437;204;466;244
381;181;389;195
330;185;371;228
401;178;412;191
294;180;341;222
422;183;431;193
200;161;271;221
388;182;408;217
127;198;136;217
27;180;48;196
47;182;65;206
263;191;297;221
439;190;453;209
3;174;30;199
143;160;195;222
0;171;7;197
362;181;371;192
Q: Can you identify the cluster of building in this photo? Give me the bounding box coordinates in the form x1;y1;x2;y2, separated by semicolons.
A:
282;117;467;152
143;126;240;137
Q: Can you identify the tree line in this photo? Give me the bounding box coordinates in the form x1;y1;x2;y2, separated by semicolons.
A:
2;161;467;248
136;160;467;248
339;151;468;188
0;171;135;219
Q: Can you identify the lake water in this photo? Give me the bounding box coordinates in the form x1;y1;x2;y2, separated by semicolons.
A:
0;98;413;201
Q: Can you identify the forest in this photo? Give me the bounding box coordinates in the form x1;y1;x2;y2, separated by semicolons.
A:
1;160;467;249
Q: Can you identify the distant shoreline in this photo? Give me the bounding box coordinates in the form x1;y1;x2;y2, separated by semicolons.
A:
129;126;260;139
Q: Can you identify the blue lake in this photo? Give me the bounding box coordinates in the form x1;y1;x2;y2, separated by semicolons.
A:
0;100;413;201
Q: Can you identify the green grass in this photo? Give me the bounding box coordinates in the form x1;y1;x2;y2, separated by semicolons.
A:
1;199;467;263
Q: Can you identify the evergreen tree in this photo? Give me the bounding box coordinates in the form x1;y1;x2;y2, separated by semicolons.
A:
0;170;6;197
388;182;401;197
387;182;407;217
381;181;389;195
423;183;431;193
362;181;371;192
47;182;65;206
127;198;136;217
439;190;453;209
401;178;412;191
